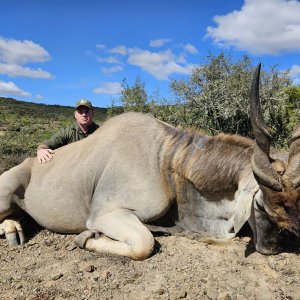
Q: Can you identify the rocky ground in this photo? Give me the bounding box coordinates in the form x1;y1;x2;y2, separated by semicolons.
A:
0;220;299;300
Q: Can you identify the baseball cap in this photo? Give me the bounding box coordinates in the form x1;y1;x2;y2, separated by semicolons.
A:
75;99;93;110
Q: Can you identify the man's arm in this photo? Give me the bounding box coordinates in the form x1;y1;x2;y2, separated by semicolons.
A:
36;128;69;164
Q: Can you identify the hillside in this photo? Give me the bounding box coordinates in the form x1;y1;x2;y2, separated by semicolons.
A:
0;97;107;173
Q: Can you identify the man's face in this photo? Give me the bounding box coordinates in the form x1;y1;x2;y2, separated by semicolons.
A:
74;106;94;127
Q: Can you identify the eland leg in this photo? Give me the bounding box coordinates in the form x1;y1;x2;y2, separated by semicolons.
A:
75;209;154;260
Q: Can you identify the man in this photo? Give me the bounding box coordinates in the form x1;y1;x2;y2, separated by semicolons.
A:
37;99;99;164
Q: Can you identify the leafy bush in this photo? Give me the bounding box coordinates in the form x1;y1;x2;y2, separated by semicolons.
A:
109;52;299;147
108;76;150;116
169;54;293;145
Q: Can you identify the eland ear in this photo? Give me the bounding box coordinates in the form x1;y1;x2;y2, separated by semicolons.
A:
250;64;282;191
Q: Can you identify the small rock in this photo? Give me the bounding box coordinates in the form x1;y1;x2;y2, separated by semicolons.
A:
27;240;36;246
44;239;54;246
100;270;110;281
51;273;63;280
157;288;165;295
171;288;187;299
206;287;218;300
84;264;95;272
14;275;22;281
218;291;232;300
65;243;77;251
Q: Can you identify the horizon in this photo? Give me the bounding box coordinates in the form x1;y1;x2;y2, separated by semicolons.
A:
1;0;300;108
0;95;107;109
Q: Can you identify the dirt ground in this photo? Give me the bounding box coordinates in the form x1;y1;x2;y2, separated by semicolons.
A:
0;219;299;300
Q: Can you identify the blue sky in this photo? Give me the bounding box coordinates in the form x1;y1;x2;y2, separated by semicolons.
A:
1;0;300;108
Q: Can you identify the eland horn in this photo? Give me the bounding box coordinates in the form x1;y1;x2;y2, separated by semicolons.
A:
285;123;300;188
250;63;282;191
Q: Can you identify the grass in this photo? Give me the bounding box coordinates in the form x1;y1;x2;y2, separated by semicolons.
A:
0;97;107;173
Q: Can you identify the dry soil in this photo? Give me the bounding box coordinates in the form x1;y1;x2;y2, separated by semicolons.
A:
0;220;299;300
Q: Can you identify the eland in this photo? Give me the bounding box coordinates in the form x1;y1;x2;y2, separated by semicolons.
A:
0;64;299;260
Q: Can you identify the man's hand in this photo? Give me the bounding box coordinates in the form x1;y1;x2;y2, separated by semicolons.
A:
37;148;55;164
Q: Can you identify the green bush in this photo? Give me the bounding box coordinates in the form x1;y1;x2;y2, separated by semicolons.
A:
109;53;299;147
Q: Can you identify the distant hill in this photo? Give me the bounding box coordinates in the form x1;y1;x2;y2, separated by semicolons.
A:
0;97;108;173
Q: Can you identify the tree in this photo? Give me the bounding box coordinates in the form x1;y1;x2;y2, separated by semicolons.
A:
108;76;149;117
169;53;293;145
284;85;300;133
285;85;300;109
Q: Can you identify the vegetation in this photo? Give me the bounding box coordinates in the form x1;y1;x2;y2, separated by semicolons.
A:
0;97;107;172
169;54;295;144
108;76;151;116
284;85;300;132
110;53;299;146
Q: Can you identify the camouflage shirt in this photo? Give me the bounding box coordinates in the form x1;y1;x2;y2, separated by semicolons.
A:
41;122;99;150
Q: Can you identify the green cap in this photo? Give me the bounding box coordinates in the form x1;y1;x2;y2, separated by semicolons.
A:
75;99;93;110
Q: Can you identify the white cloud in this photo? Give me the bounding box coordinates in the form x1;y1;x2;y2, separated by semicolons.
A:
93;82;123;94
94;40;198;81
0;37;53;79
183;43;198;54
149;38;171;48
97;56;123;64
128;48;195;80
108;45;127;55
101;66;123;74
206;0;300;55
290;64;300;77
0;63;53;79
0;36;50;64
96;44;106;50
35;94;44;100
290;64;300;84
0;80;31;97
177;54;187;64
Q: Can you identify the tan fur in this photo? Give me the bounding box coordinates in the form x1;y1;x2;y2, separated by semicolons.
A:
160;130;255;194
